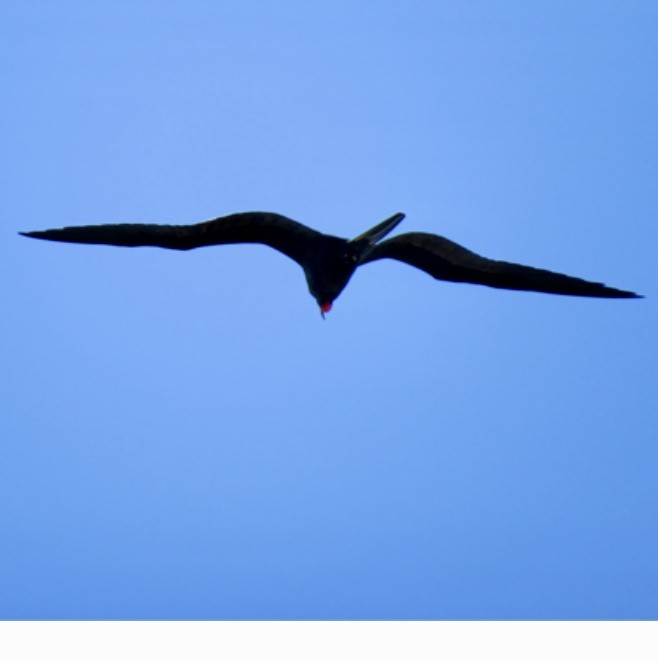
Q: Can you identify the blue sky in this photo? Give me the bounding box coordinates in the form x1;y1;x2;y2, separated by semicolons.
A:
2;1;656;619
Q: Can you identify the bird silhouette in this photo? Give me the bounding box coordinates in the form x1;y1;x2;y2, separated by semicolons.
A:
19;211;640;315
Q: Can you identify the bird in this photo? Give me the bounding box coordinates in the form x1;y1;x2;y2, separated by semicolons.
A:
19;211;641;315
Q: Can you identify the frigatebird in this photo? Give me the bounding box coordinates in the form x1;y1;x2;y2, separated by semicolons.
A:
19;211;641;315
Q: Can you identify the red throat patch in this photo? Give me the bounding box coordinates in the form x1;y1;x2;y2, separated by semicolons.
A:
320;301;333;314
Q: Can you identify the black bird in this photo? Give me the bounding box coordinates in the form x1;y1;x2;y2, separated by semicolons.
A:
19;211;641;315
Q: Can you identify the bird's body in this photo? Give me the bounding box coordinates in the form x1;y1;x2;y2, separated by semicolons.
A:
20;211;641;314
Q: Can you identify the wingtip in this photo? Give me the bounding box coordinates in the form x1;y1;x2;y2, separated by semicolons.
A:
608;290;643;299
19;230;47;240
609;286;643;299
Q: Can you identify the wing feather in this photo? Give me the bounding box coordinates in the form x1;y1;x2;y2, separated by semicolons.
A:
361;232;640;299
20;212;325;267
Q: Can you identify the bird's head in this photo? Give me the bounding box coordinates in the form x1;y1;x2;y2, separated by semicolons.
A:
304;239;359;319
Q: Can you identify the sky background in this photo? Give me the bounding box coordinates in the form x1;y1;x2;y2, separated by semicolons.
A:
2;1;656;619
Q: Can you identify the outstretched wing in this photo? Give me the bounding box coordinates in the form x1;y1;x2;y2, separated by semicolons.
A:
360;232;641;298
20;212;326;267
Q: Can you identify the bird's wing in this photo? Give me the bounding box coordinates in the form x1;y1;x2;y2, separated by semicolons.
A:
360;232;640;298
20;212;326;267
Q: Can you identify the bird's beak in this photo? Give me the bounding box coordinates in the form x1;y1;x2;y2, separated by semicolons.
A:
319;301;332;319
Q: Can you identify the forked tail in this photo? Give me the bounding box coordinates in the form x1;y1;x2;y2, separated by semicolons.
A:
349;212;405;250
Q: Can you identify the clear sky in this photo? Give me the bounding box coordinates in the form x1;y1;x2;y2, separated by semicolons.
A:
2;1;656;619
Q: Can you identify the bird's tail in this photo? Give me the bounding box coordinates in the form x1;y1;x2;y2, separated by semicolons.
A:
349;213;405;249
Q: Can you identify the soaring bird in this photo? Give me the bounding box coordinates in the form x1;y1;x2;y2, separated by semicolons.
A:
19;211;640;315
